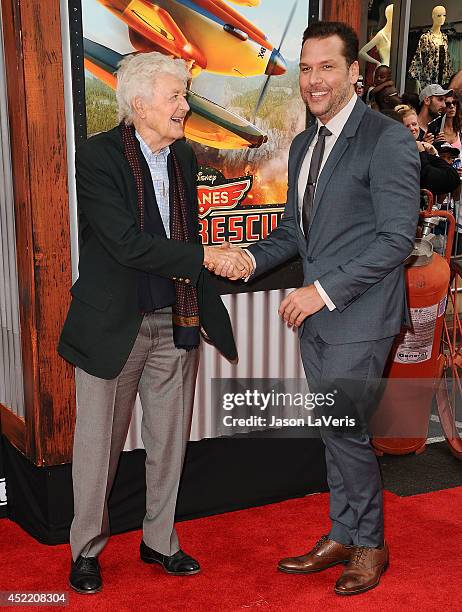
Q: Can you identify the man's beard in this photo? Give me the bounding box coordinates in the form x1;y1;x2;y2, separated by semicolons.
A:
429;105;441;119
305;83;351;122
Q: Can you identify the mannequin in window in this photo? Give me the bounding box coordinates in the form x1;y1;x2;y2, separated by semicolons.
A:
359;4;393;69
409;5;453;90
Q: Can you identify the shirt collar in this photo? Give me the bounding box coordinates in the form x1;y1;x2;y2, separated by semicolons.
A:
316;93;358;138
135;131;170;161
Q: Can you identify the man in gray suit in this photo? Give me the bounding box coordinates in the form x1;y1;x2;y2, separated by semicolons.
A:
241;21;420;595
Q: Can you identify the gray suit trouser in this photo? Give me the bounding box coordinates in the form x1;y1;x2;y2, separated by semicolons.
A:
70;308;199;561
300;320;394;548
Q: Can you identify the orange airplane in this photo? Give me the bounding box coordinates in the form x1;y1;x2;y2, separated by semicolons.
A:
96;0;286;78
84;1;289;148
84;38;267;148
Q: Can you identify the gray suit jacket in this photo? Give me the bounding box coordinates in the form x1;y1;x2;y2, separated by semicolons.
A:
248;98;420;344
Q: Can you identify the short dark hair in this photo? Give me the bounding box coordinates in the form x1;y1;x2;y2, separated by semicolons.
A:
302;21;359;67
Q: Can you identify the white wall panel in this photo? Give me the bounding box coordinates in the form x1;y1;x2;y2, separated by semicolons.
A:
0;12;25;418
124;288;303;449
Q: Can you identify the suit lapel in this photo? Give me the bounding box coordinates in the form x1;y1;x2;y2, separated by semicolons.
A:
308;134;349;229
308;98;367;231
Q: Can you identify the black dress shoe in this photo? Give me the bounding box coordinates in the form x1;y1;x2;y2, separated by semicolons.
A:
69;556;102;594
140;540;200;575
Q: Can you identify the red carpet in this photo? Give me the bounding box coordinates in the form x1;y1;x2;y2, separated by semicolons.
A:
1;488;462;611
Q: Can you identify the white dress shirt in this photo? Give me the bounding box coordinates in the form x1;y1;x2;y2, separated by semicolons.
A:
299;93;358;311
246;94;358;306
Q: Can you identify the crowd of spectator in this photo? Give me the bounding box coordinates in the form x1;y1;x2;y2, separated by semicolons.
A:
355;68;462;253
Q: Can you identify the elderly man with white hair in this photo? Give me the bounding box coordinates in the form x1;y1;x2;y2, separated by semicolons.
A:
58;52;251;594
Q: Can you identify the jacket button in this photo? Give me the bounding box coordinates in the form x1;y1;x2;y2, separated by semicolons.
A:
184;278;191;284
172;277;177;281
178;278;184;282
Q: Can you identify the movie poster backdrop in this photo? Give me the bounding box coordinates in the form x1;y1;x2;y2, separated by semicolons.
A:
71;0;311;292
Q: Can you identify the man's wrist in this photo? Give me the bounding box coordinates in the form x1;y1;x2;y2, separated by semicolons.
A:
242;249;256;281
203;245;216;271
203;245;211;266
313;280;336;311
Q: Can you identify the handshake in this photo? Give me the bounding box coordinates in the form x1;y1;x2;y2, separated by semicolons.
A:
203;242;255;280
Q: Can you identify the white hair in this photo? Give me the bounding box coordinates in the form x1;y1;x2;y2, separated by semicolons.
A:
116;52;190;124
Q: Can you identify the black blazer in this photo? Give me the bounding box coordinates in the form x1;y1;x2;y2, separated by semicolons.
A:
58;127;236;379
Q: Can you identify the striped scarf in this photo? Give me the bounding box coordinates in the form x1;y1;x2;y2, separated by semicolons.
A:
120;122;200;350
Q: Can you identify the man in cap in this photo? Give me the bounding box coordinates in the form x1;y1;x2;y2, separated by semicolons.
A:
417;84;453;141
434;140;461;164
433;140;461;195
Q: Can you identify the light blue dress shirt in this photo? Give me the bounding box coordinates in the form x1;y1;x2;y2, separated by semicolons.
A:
135;131;170;238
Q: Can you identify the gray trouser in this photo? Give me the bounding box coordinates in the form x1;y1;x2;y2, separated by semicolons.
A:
70;308;199;561
300;320;394;548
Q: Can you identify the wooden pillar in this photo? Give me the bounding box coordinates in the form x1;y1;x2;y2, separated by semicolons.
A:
0;0;75;465
322;0;366;40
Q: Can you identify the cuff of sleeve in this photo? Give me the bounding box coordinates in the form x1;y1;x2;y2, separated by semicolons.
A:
243;249;256;282
314;279;336;311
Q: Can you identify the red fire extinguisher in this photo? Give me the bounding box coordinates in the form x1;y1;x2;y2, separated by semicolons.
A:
372;193;455;455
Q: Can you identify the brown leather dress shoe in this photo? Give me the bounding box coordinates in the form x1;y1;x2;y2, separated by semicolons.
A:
334;543;389;595
278;535;353;574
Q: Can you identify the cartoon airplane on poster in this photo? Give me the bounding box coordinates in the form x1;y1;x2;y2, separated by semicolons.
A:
84;0;289;148
84;38;267;148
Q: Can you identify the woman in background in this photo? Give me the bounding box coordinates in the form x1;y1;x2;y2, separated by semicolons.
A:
437;95;461;152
